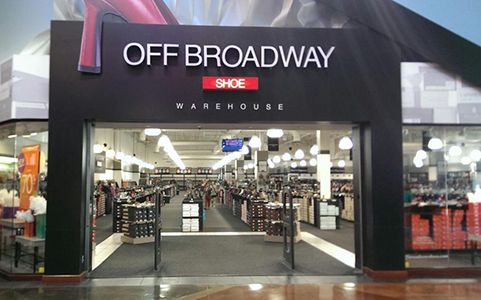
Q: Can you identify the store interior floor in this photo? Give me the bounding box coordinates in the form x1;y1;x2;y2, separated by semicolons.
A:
91;192;356;278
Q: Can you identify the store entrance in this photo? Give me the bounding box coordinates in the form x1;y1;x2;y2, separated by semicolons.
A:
87;123;361;277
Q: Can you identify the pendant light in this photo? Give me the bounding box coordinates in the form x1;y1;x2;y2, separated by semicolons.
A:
93;144;103;153
282;153;291;161
337;160;346;168
249;135;261;148
272;155;281;164
106;149;116;158
144;128;161;136
448;145;462;157
115;151;125;160
427;137;443;150
310;145;319;156
267;159;275;168
290;162;297;168
416;149;428;160
413;156;423;168
309;158;317;166
299;160;307;167
294;149;304;159
339;136;353;150
470;149;481;162
461;156;471;165
266;129;284;138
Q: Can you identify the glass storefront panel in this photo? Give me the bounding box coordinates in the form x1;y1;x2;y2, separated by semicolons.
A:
0;121;48;274
404;125;481;268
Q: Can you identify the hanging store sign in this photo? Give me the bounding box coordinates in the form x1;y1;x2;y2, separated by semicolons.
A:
18;144;40;210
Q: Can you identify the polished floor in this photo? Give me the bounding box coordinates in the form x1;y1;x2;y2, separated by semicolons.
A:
0;278;480;299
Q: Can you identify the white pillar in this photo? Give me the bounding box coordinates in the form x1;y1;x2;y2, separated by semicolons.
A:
317;130;331;199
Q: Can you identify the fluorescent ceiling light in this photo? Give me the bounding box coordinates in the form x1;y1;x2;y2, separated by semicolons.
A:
427;137;443;150
8;134;17;139
240;145;249;155
272;155;281;164
266;129;283;138
144;128;161;136
0;156;17;164
413;156;423;168
115;152;125;160
248;135;261;148
294;149;304;159
338;136;353;150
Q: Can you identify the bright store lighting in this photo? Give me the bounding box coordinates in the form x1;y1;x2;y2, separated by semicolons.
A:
416;150;428;160
294;149;304;159
470;149;481;162
157;135;186;169
0;156;17;164
243;165;248;170
144;128;161;136
22;134;31;138
115;151;125;160
309;158;317;166
272;155;281;164
461;156;471;165
413;156;423;168
448;145;462;157
212;151;243;170
266;129;284;138
240;145;250;155
248;135;261;148
339;136;353;150
299;160;307;167
93;144;103;153
290;162;297;168
8;134;17;139
310;145;319;156
30;132;37;136
282;153;291;161
248;163;254;169
248;284;263;291
427;137;443;150
267;159;275;168
337;160;346;168
106;149;116;158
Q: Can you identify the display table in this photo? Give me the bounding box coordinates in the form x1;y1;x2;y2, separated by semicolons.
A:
0;219;25;260
14;236;45;273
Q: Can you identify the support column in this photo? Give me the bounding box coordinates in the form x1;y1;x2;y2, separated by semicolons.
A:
317;130;331;199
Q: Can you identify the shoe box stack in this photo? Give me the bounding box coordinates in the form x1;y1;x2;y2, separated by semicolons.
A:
467;202;481;237
113;201;124;233
247;200;267;232
319;201;339;230
265;203;283;236
451;209;467;249
233;198;242;217
96;193;106;217
296;196;310;223
241;200;248;224
182;202;200;232
341;195;355;221
121;202;155;238
411;213;435;250
432;209;452;250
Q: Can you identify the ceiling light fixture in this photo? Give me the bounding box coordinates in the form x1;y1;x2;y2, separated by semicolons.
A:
290;162;297;168
427;137;443;150
272;155;281;164
309;158;317;166
461;156;472;165
240;145;250;155
157;135;185;169
106;149;116;158
448;145;462;157
310;145;319;156
248;135;261;148
282;153;291;161
266;129;284;138
339;136;353;150
93;144;103;154
337;160;346;168
115;151;125;160
294;149;304;159
470;149;481;162
299;160;307;167
212;151;243;170
144;128;161;136
7;134;17;139
413;156;423;168
416;149;428;160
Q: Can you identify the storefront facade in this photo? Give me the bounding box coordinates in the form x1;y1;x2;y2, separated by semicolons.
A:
1;0;480;279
